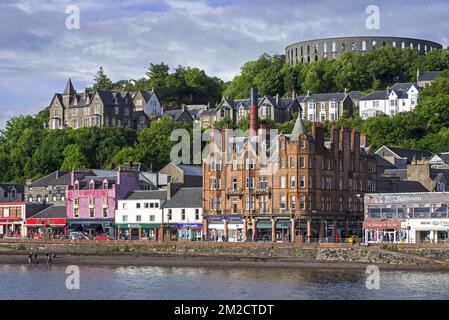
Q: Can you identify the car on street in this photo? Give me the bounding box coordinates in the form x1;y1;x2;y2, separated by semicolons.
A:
95;233;114;241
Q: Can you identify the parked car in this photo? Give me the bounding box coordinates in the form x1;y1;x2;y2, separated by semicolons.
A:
69;232;90;240
346;235;360;244
95;233;114;241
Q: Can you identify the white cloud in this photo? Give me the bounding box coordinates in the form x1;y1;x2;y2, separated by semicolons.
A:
0;0;448;128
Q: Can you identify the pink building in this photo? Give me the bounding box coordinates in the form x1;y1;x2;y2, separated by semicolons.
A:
66;164;141;236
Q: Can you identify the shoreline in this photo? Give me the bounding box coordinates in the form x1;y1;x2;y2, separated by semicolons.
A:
0;252;446;271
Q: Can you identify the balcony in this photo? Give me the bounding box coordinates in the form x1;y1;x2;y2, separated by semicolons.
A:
254;188;271;196
226;188;243;196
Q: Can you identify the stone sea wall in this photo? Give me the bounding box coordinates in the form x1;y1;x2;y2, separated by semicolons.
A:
1;240;448;267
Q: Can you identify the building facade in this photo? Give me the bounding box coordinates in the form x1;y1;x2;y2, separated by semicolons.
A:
162;187;203;241
285;36;442;65
299;91;357;122
48;79;161;130
115;190;166;240
359;83;420;119
0;184;24;203
364;192;449;243
0;202;26;237
66;164;142;236
202;88;377;242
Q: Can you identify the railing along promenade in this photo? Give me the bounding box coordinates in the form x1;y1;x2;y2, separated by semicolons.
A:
1;239;448;249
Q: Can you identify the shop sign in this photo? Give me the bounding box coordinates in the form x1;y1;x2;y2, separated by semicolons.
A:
178;223;202;228
26;218;66;226
363;220;402;229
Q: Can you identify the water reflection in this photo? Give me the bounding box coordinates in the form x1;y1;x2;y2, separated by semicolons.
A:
0;264;448;300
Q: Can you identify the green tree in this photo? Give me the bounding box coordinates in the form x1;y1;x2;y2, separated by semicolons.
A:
111;146;138;167
93;66;113;90
61;144;89;171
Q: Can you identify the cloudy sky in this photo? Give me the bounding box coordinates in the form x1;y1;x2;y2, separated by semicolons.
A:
0;0;448;128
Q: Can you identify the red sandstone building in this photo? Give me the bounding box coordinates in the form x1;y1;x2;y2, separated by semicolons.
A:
202;88;377;242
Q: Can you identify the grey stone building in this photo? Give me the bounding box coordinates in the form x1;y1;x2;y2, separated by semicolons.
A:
48;79;161;130
285;36;442;65
0;184;24;202
299;91;358;122
212;93;300;125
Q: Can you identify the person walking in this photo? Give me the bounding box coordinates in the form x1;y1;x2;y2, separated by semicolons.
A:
28;252;32;264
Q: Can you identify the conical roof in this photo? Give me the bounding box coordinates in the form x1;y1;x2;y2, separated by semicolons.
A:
290;114;306;141
63;78;76;95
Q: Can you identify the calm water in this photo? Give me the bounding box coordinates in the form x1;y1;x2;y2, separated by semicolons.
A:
0;264;448;300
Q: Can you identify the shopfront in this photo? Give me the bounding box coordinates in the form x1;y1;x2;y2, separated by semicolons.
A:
177;223;202;241
364;192;449;244
67;219;115;238
206;216;244;242
0;202;25;238
255;218;293;242
116;223;162;240
363;220;405;243
25;217;66;239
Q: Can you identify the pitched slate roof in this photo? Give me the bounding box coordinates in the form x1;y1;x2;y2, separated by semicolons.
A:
347;91;365;101
0;183;25;194
387;146;433;161
162;109;193;121
389;83;419;99
162;187;202;208
63;79;76;96
361;90;388;101
28;205;67;219
27;171;71;187
176;164;202;176
290;114;307;141
376;179;428;193
125;190;166;200
302;92;347;103
418;71;443;81
25;203;51;218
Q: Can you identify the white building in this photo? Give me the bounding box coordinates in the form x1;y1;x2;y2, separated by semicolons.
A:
364;192;449;244
115;190;167;240
359;83;420;119
162;187;203;241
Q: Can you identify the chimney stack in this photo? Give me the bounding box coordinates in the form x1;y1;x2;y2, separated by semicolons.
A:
249;87;259;135
276;93;280;105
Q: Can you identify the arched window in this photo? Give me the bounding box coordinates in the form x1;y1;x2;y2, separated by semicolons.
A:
323;43;327;53
332;42;336;52
392;41;396;47
314;44;318;53
341;43;345;51
74;181;79;190
424;44;428;52
401;42;405;49
300;47;303;55
362;41;366;51
103;180;108;189
89;180;95;190
417;43;421;51
382;41;386;47
410;42;414;49
315;55;318;61
307;45;310;54
372;41;377;50
351;42;356;51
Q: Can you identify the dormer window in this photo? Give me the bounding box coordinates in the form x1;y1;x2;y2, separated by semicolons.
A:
103;180;108;189
74;181;79;190
89;180;95;190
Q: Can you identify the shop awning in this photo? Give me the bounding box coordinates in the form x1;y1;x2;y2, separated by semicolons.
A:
116;223;161;229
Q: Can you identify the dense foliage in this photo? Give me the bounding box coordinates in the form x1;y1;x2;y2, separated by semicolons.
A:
122;63;225;109
1;46;448;183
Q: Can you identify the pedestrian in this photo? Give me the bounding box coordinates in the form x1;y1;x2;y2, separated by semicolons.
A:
28;252;32;264
33;253;38;263
45;253;49;266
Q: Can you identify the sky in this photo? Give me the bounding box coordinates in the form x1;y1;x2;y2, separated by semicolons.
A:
0;0;448;129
